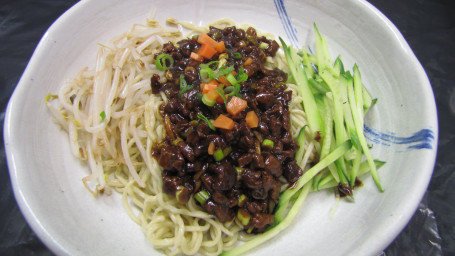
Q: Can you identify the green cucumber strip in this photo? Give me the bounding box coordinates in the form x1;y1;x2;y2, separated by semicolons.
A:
308;78;330;94
320;71;347;145
280;37;324;139
220;183;312;256
362;85;373;114
294;126;307;164
300;46;315;78
333;55;345;76
353;64;365;118
313;23;332;74
349;153;363;187
274;140;352;224
317;159;386;190
347;81;384;192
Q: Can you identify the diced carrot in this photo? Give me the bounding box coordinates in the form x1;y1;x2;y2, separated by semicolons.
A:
205;89;220;102
244;57;253;66
202;80;219;94
217;75;230;86
214;41;226;53
190;52;204;62
226;96;247;116
197;33;219;49
245;111;259;128
213;114;235;130
198;44;217;59
208;142;215;155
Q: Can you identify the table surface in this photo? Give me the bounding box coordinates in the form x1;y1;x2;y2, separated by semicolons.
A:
0;0;453;255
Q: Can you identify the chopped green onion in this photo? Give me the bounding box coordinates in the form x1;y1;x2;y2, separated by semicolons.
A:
200;68;214;82
172;137;183;146
99;110;106;123
238;194;247;206
155;53;174;71
216;87;228;105
235;67;248;83
236;167;244;181
219;53;229;59
223;147;232;157
226;73;238;85
227;49;242;60
200;60;219;70
212;65;235;80
196;92;203;100
179;74;193;96
261;139;274;149
197;113;215;131
213;148;225;161
259;42;269;49
202;94;216;107
237;209;251;226
194;190;210;204
224;83;241;98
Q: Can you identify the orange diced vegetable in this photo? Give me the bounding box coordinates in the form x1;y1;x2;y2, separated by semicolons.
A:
218;75;230;86
198;44;217;59
197;33;219;49
244;57;253;66
190;52;204;62
205;89;220;102
214;41;226;53
202;80;219;94
226;96;247;116
213;114;235;130
245;111;259;128
208;141;215;155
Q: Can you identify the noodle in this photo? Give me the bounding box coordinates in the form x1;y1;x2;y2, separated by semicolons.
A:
46;17;311;255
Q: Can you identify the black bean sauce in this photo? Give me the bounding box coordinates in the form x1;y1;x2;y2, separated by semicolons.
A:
151;26;302;233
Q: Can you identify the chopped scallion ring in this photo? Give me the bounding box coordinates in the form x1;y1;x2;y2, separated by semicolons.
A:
155;54;174;71
197;113;215;131
194;190;210;204
213;148;225;161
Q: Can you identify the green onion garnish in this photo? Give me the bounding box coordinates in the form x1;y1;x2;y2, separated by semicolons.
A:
200;68;214;82
227;49;242;60
201;94;216;107
194;190;210;204
212;65;235;80
179;74;194;96
213;148;225;161
236;67;248;83
237;209;251;226
238;194;247;206
259;42;269;49
226;73;238;85
197;113;215;131
155;53;174;71
200;60;219;70
262;139;274;149
216;87;228;105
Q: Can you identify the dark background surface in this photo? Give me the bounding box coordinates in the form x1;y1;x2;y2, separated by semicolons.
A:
0;0;453;255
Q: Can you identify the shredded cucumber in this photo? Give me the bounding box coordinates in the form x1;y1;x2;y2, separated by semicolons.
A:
221;23;385;256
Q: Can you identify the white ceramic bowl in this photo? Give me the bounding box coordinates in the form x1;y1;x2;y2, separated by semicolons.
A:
4;0;438;255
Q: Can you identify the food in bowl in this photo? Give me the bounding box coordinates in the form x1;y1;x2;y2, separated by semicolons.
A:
45;16;383;256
